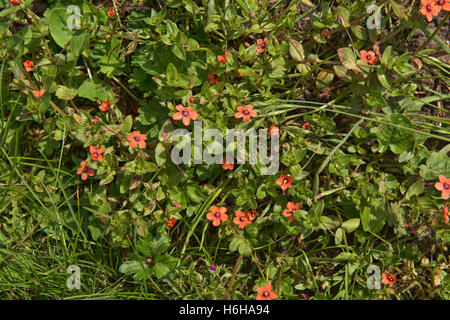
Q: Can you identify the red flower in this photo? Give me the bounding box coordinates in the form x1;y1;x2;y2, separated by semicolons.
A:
91;118;101;124
127;131;147;149
172;104;198;126
443;202;449;224
256;283;278;300
269;124;279;136
189;97;195;103
323;29;329;36
256;37;268;53
442;0;450;10
32;89;45;99
283;202;301;223
235;105;257;122
208;71;219;85
90;145;104;162
99;101;111;112
301;122;311;130
435;175;450;200
381;273;396;287
360;50;378;65
166;218;176;228
233;210;251;229
10;0;20;5
246;210;258;222
108;8;115;18
434;0;449;9
276;174;293;191
23;60;34;72
234;69;244;77
133;105;141;114
421;0;440;21
206;206;228;227
76;161;95;180
217;53;227;64
222;157;234;171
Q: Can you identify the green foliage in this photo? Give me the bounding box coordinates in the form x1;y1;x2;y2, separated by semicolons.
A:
0;0;448;301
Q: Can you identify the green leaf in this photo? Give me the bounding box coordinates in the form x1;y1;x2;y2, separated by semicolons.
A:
405;181;424;200
49;7;74;48
289;39;305;62
155;143;167;166
381;46;393;67
153;254;177;279
172;43;186;61
376;114;413;154
238;238;253;256
121;115;133;134
341;218;360;233
56;86;77;100
337;47;358;70
333;252;358;262
7;34;24;58
360;206;386;233
78;79;113;101
119;261;144;275
419;152;450;180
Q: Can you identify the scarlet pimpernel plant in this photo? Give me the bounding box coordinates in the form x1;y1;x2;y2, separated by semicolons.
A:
0;0;449;301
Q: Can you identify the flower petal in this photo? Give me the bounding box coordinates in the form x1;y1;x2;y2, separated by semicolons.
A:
172;112;183;120
189;111;198;120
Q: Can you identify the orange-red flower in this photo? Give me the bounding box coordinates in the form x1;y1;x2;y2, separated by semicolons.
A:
32;89;45;99
77;161;95;180
256;283;278;300
323;29;329;36
234;69;244;77
90;145;104;162
127;131;147;149
276;174;293;191
172;104;198;126
233;210;251;229
301;122;311;130
269;124;279;136
421;0;440;21
23;60;34;72
99;101;111;112
435;175;450;200
208;71;219;85
443;202;449;224
256;37;268;53
222;157;234;170
235;105;257;122
435;0;448;11
108;8;115;18
360;50;378;65
91;118;101;124
283;202;301;223
133;105;141;114
206;205;228;227
166;217;176;228
381;273;396;287
10;0;20;5
217;53;227;64
439;0;450;10
246;210;258;222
